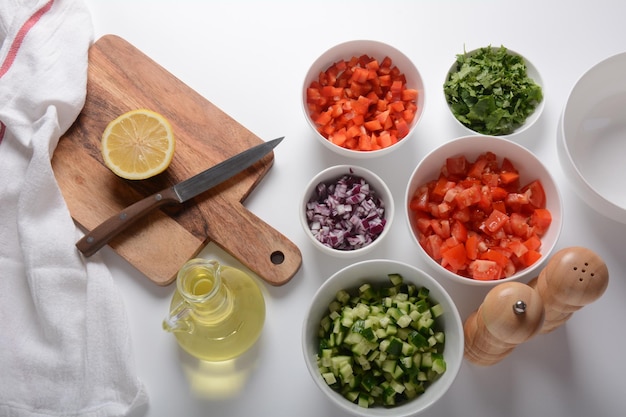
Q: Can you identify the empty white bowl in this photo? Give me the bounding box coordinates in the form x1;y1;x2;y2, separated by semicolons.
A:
300;165;394;258
302;259;464;416
302;40;425;159
405;135;562;286
558;52;626;224
443;46;544;138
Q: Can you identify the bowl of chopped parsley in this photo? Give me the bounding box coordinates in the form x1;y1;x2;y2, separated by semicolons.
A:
443;45;544;137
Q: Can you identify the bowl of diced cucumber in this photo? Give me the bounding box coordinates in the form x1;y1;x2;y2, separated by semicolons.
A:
302;259;463;416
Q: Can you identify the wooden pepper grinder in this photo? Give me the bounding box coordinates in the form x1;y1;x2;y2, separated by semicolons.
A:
464;282;544;366
528;246;609;334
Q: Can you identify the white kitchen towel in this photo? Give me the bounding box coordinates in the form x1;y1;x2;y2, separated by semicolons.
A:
0;1;148;416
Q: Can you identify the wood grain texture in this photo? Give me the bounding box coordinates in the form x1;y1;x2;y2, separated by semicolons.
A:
463;282;544;366
51;35;301;286
528;246;609;333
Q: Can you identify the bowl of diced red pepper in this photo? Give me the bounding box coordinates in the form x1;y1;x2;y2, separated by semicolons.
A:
302;40;425;159
404;135;562;286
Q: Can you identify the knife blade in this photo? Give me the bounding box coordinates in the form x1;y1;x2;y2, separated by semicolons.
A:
76;136;283;257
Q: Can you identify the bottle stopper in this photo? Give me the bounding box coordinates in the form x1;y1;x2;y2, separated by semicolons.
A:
528;246;609;334
464;282;544;366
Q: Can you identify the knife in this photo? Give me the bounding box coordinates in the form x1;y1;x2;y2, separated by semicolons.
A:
76;137;283;257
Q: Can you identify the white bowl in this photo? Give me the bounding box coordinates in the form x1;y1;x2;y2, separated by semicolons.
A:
558;52;626;224
302;259;464;417
302;40;425;159
405;135;562;286
443;46;544;138
300;165;394;258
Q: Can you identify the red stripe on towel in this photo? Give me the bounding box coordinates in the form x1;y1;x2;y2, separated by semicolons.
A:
0;0;55;144
0;0;55;78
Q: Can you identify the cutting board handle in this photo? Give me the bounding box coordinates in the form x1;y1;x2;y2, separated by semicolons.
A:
217;204;301;286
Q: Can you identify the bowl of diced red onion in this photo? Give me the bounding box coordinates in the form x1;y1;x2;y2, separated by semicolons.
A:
301;165;394;258
404;135;562;286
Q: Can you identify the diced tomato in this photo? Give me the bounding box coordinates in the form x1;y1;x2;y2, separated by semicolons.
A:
408;151;552;281
480;248;510;269
530;208;552;236
432;175;451;200
467;157;488;179
446;156;469;178
491;200;506;215
523;235;542;252
469;260;502;281
522;180;547;209
484;209;509;233
415;215;432;235
499;171;520;185
455;184;482;210
421;234;443;260
465;233;480;260
520;249;542;267
501;157;517;173
409;186;429;212
490;187;508;201
431;219;451;239
506;239;529;258
441;243;467;271
509;212;531;238
451;220;468;243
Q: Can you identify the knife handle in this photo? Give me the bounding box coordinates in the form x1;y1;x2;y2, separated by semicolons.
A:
76;187;180;257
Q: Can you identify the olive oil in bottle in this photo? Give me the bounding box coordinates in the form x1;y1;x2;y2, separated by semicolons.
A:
163;259;265;362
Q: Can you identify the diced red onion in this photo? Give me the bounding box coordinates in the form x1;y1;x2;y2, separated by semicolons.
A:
305;173;386;251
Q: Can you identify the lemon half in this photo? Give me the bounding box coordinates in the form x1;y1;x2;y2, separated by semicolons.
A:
101;109;175;180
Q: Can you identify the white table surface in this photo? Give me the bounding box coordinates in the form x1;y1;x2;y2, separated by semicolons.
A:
82;1;626;416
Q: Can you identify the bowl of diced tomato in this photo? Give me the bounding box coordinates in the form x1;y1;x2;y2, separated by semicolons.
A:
302;40;425;159
405;135;562;286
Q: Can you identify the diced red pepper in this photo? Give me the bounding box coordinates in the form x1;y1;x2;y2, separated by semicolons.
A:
307;54;418;152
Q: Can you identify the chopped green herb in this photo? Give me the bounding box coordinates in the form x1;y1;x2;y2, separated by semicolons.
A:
443;45;543;136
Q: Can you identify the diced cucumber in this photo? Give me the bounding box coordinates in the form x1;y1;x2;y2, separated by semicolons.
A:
396;314;413;328
401;341;415;356
354;303;370;319
387;307;403;321
390;379;405;394
345;391;359;402
399;356;413;370
386;337;403;357
357;393;371;408
432;356;447;374
381;359;396;374
316;273;447;409
336;289;350;304
421;352;433;368
322;372;337;385
431;303;444;318
417;286;430;299
359;283;376;301
388;273;403;286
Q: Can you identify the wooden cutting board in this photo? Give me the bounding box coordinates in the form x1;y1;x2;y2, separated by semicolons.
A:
51;35;301;286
